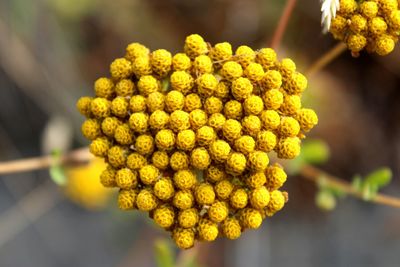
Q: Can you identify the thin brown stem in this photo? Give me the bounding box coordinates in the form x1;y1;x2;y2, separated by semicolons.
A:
0;147;91;175
306;42;347;77
270;0;297;49
300;164;400;209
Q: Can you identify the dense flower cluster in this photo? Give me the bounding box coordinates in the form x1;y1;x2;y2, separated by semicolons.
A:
76;34;318;249
329;0;400;56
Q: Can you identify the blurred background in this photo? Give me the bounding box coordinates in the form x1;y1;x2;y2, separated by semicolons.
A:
0;0;400;266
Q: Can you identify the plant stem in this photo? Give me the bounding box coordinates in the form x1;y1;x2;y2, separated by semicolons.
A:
300;164;400;208
0;147;91;174
1;148;400;209
270;0;297;49
306;42;347;77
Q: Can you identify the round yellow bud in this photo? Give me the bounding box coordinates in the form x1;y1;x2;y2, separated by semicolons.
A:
114;124;134;145
239;208;262;229
153;205;175;228
110;58;133;80
256;48;277;69
276;137;301;159
257;130;277;152
279;117;300;137
152;151;169;170
172;53;192;71
173;228;195;249
224;100;243;120
221;61;243;81
149;110;169;130
115;79;135;97
184;34;208;59
197;73;218;97
189;109;208;130
346;34;367;53
198;219;219;242
349;14;367;34
184;93;202;112
89;137;110;157
375;35;395;56
208;113;227;131
125;42;149;62
226;152;247;175
261;70;282;90
173;190;194;210
100;166;117;187
129;112;148;133
368;17;388;36
284;72;307;95
235;135;256;155
214;179;234;200
154;177;175;201
206;165;227;183
91;97;111;118
127;152;147;170
204;96;223;115
170;71;194;94
139;164;160;185
137;75;160;96
101;117;122;137
173;169;197;190
129;95;147;112
265;164;287;190
178;208;199;228
263;89;283;110
246;171;267;189
214;81;230;99
231;77;253;100
221;217;242;239
248;151;269;171
243;95;264;115
244;62;265;83
249;186;270;209
230;188;248;209
209;140;231;162
118;189;137;210
136;189;158;211
170;151;190;171
151;49;172;77
193;55;213;74
196;126;216;147
195;183;216;205
235;45;256;67
209;42;232;62
222;119;242;141
134;134;154;155
297;108;318;132
155;129;175;150
132;56;152;77
176;129;196;151
190;147;211;170
170;110;190;132
94;77;114;99
116;168;138;189
242;115;262;137
107;146;127;168
266;190;286;216
76;96;92;117
208;201;229;223
146;91;165;112
279;94;301;115
111;97;129;118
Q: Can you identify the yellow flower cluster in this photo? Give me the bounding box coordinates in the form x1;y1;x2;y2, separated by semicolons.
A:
330;0;400;56
76;34;318;249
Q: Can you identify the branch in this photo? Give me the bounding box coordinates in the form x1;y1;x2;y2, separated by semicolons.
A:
0;147;91;175
270;0;297;49
1;147;400;209
300;164;400;208
306;42;347;77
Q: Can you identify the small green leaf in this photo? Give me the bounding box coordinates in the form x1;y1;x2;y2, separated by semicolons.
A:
154;239;175;267
315;189;336;211
301;139;330;165
364;167;392;189
351;174;362;192
49;165;67;185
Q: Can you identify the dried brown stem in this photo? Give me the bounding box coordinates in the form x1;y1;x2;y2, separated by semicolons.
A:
306;42;347;77
0;147;91;175
270;0;297;49
300;164;400;209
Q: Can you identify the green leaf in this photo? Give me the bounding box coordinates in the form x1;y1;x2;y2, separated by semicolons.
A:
301;139;330;165
364;167;392;189
49;165;67;185
315;189;336;211
351;174;362;192
154;239;175;267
